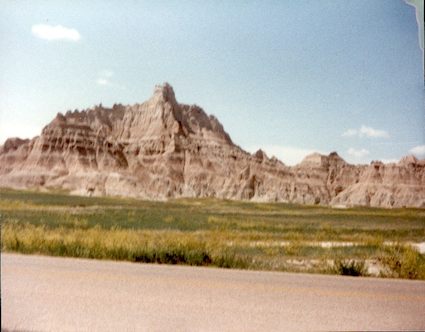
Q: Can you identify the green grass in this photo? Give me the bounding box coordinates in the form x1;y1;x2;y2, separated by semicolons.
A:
1;188;425;278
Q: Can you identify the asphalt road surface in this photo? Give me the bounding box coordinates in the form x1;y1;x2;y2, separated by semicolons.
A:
2;253;425;331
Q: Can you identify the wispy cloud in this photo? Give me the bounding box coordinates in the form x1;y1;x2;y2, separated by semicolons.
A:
359;126;389;138
95;70;125;89
380;158;398;164
341;129;358;137
342;125;389;138
247;144;325;166
347;147;370;158
96;70;114;86
96;78;111;86
409;145;425;157
32;24;80;41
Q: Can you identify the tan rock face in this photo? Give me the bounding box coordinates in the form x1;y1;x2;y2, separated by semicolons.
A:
1;83;424;208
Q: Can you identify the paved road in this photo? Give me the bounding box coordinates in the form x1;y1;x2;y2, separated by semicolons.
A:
2;253;425;331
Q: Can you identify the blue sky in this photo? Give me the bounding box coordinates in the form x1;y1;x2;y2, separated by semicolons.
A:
1;0;424;165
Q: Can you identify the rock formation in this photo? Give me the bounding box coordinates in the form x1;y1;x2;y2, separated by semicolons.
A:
1;83;424;208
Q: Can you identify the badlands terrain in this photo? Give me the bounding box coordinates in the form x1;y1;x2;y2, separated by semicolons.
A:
1;83;424;208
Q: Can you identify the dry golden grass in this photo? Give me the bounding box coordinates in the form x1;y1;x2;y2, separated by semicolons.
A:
1;188;424;278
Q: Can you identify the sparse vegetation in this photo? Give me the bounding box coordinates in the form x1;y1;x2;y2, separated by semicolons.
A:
378;244;425;279
1;189;424;279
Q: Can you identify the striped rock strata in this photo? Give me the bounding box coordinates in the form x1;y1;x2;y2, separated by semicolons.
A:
1;83;424;208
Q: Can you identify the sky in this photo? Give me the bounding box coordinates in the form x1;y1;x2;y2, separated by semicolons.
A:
1;0;424;165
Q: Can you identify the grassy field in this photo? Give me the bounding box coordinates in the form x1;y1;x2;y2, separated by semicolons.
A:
1;188;425;279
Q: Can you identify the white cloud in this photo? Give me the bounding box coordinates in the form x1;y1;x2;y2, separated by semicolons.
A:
341;129;358;137
347;148;370;158
32;24;81;41
95;70;126;89
342;125;389;138
409;145;425;157
247;144;325;166
380;158;398;164
359;125;389;138
96;78;111;86
96;70;113;86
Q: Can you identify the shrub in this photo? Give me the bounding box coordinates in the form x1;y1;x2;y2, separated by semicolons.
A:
331;259;368;277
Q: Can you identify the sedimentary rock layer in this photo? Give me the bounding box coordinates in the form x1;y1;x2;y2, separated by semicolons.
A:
1;83;424;208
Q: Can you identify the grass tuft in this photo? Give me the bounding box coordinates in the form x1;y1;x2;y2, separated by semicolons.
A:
378;244;425;279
